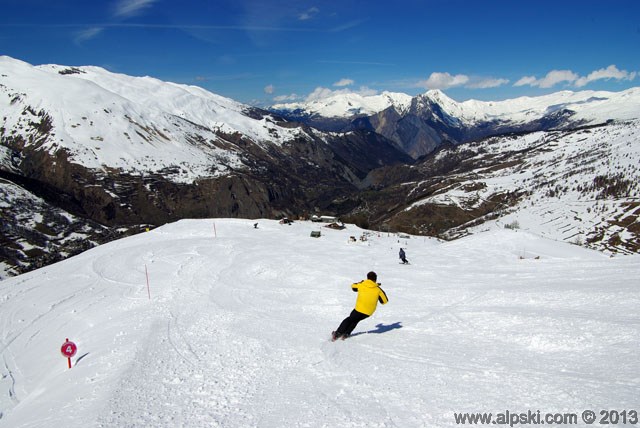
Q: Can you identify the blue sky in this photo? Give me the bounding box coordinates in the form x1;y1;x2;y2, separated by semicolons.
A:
1;0;639;105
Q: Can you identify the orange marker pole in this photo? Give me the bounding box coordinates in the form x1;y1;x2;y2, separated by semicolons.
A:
145;264;151;300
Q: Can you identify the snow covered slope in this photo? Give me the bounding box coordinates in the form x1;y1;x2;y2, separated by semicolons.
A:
420;88;640;126
0;219;638;427
400;120;640;254
0;177;112;279
0;56;304;183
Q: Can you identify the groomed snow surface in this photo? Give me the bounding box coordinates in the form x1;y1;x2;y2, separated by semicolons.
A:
1;219;638;427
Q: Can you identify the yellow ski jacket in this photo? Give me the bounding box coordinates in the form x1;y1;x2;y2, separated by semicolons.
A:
352;279;388;316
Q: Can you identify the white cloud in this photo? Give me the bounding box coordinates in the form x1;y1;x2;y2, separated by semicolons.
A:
356;86;378;97
306;87;347;101
574;64;637;87
514;76;538;87
273;94;300;102
538;70;579;88
467;77;510;89
513;69;578;88
305;86;378;102
74;27;104;44
333;78;354;87
114;0;157;18
298;7;319;21
264;84;275;94
415;72;509;90
514;65;637;89
417;72;470;90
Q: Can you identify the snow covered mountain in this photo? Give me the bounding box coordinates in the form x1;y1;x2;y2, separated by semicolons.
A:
355;120;640;255
274;87;640;125
0;56;408;188
270;91;413;134
0;218;638;426
0;55;304;181
272;91;413;119
0;56;411;276
417;88;640;126
273;87;640;158
1;55;639;279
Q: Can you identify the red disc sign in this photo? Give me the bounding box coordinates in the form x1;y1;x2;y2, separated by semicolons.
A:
61;340;77;358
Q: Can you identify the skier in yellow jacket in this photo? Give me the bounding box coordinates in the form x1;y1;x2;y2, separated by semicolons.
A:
332;271;388;341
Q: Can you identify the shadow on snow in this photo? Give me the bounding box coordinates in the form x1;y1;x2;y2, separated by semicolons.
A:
351;322;403;337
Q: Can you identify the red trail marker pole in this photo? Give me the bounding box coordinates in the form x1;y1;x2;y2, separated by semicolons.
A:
145;264;151;300
61;338;77;369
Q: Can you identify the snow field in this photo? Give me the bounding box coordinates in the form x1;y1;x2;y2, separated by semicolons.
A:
0;219;638;427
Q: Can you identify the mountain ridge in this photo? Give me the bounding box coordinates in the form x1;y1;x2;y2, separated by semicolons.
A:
272;86;640;123
272;86;640;158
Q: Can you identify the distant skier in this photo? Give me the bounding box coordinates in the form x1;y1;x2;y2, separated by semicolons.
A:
331;271;388;341
399;248;409;264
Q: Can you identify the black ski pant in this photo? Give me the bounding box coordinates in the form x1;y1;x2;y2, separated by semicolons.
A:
336;309;369;336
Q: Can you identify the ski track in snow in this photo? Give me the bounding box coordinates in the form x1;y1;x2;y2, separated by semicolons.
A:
0;219;639;427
